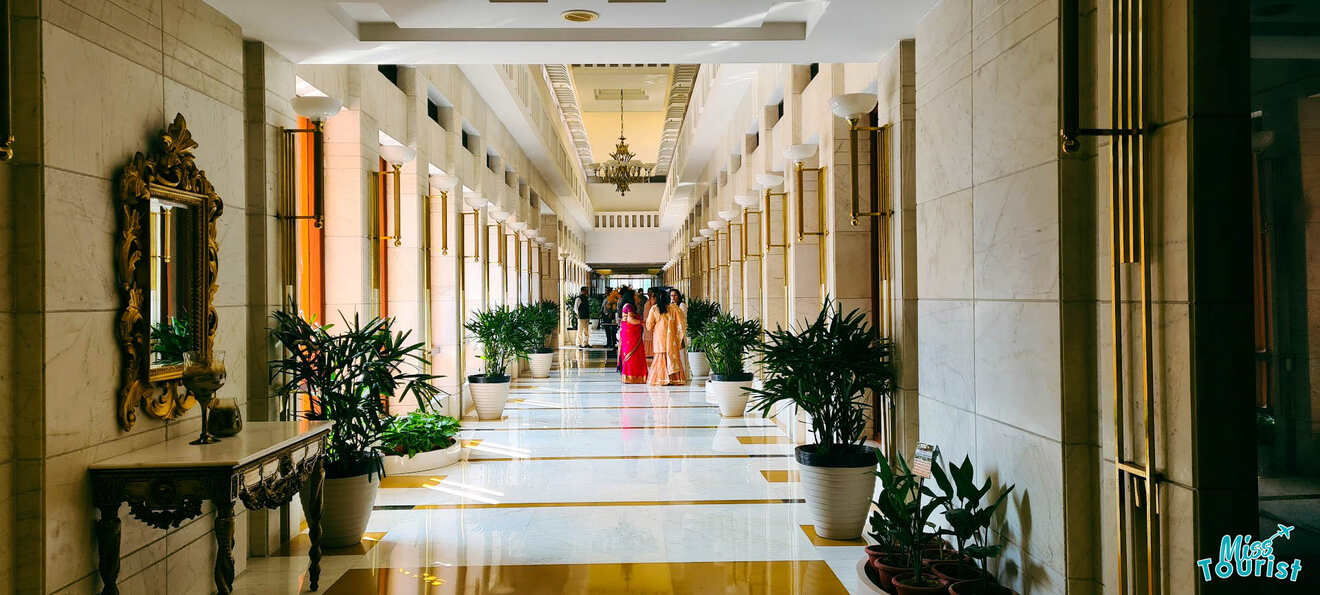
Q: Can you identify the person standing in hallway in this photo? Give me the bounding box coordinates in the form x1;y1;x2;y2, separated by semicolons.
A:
602;286;619;350
573;286;592;347
616;286;636;371
646;290;688;386
670;288;690;378
642;288;658;357
618;302;647;383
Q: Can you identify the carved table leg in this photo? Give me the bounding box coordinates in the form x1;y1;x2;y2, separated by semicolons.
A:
214;499;236;595
96;502;122;595
299;456;326;591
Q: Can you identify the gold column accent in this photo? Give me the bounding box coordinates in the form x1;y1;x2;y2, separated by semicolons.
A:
391;164;402;247
763;187;790;326
0;0;12;162
846;122;889;226
793;160;828;306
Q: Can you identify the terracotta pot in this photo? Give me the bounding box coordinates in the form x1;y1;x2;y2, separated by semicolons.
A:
949;580;1017;595
891;571;947;595
922;546;965;566
865;545;903;572
872;554;911;593
930;561;987;586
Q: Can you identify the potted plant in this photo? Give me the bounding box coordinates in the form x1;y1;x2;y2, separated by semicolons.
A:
932;456;1016;594
381;411;463;475
522;300;559;378
748;297;894;540
464;305;527;420
700;313;761;417
872;449;949;595
270;311;443;548
150;316;191;365
563;293;579;330
685;298;721;377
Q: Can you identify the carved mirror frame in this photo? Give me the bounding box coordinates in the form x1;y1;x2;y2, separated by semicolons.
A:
116;113;224;431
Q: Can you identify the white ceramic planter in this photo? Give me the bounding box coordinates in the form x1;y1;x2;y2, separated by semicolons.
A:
527;351;554;377
469;376;510;420
383;442;462;475
797;448;878;540
321;472;380;548
708;378;753;417
688;351;709;377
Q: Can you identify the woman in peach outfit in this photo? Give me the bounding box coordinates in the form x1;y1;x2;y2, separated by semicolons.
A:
645;290;688;386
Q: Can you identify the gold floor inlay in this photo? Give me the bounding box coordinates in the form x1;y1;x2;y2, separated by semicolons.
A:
505;405;718;410
378;497;804;511
326;560;849;594
467;453;791;462
276;531;387;557
378;475;447;489
737;435;792;445
799;525;867;547
462;424;774;432
459;439;483;448
760;469;801;483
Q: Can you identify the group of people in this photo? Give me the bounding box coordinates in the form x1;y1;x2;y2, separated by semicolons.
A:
575;285;689;386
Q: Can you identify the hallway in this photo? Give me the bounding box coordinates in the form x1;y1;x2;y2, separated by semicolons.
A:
236;351;868;594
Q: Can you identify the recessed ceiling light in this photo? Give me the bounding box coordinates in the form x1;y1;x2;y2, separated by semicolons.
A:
562;9;599;23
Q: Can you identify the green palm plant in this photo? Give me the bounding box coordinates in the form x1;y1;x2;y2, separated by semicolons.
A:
698;313;761;377
747;297;894;455
269;311;444;478
684;298;722;352
873;449;949;588
465;305;528;378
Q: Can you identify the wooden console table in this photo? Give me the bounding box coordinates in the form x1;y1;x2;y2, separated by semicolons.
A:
90;421;332;595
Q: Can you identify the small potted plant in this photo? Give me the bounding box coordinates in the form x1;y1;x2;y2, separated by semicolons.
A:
873;449;949;595
700;313;762;417
522;300;560;378
932;456;1016;595
465;305;526;420
380;410;463;475
685;298;721;377
748;297;894;540
270;312;443;548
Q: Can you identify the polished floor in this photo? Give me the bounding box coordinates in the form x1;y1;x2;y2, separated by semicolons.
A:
236;350;871;594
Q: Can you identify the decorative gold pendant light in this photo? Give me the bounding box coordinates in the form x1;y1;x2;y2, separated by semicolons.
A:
590;94;655;195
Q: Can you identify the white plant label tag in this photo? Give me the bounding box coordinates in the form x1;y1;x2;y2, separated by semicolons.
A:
912;442;936;478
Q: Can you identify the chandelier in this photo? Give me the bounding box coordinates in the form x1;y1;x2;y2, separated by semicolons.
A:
589;94;655;195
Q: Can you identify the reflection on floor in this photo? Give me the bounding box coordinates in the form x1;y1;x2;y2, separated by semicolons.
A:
236;349;870;594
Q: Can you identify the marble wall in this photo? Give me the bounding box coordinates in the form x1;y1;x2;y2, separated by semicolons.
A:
7;0;254;592
913;0;1086;592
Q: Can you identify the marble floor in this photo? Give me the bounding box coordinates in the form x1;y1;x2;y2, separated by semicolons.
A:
236;350;873;594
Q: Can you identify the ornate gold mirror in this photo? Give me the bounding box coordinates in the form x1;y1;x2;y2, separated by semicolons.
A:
116;114;223;431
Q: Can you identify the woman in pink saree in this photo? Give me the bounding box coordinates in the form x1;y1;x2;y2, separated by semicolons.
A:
646;291;688;386
619;303;648;384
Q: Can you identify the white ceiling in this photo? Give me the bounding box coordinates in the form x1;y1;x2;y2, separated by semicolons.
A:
203;0;934;64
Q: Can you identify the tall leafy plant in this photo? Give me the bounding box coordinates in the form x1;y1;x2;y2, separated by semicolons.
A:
873;449;949;588
465;305;528;378
699;313;761;377
747;297;894;456
931;455;1015;585
269;311;444;478
521;300;560;352
685;298;721;352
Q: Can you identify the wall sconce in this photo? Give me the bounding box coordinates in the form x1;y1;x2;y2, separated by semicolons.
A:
280;96;343;228
829;93;886;226
756;173;789;250
784;143;825;242
489;206;509;267
378;143;416;247
430;174;458;255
